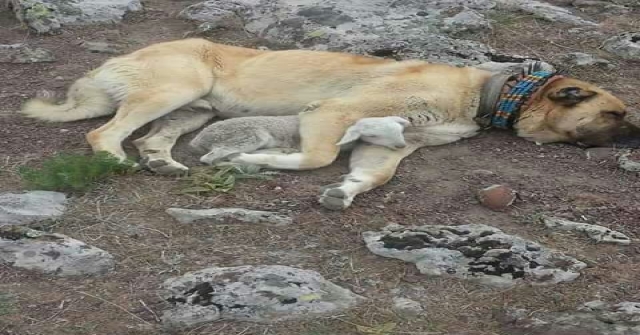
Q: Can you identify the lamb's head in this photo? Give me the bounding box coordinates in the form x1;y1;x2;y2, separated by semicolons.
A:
336;116;411;149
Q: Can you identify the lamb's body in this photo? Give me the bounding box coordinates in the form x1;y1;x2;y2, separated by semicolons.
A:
190;115;301;164
190;115;410;165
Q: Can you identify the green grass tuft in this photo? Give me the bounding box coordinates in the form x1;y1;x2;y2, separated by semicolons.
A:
0;293;15;316
180;162;278;194
18;151;136;193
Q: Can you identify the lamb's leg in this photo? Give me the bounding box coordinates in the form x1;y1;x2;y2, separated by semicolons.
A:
319;143;418;210
199;134;271;165
133;100;215;175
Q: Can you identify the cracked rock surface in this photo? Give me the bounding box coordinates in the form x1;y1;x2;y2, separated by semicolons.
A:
363;224;586;288
162;265;364;327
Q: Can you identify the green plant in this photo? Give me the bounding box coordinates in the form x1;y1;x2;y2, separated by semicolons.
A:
180;162;278;194
18;151;136;193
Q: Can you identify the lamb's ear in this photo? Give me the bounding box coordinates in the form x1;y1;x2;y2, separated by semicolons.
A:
390;116;411;128
336;127;361;146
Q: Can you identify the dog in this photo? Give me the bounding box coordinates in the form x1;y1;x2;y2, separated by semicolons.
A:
20;38;628;210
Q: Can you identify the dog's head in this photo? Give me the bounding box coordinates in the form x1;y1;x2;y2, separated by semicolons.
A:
514;77;628;147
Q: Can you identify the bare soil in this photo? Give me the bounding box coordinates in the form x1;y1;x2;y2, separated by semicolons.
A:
0;1;639;335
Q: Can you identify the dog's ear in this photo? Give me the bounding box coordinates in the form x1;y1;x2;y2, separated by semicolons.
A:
336;127;361;146
548;87;597;106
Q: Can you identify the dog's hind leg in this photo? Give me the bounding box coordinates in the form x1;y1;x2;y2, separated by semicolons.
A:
134;100;215;175
86;87;208;162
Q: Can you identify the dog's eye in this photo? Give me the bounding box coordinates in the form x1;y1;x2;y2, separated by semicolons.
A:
602;110;626;119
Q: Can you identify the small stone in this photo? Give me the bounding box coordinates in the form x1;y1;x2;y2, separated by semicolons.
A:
563;52;612;68
392;297;424;317
442;7;491;34
495;0;598;26
81;41;123;54
603;32;640;60
477;185;516;211
166;207;292;226
0;44;55;63
618;150;640;173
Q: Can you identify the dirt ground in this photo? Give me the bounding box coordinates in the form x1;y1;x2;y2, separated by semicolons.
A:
1;1;639;334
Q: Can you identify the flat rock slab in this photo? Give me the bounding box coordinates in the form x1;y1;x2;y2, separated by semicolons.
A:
0;191;67;226
0;44;55;63
540;216;631;245
0;226;114;276
603;32;640;60
161;265;364;328
166;207;292;226
363;224;586;288
7;0;143;34
500;301;640;335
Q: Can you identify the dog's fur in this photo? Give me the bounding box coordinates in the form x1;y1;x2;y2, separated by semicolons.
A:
20;38;628;210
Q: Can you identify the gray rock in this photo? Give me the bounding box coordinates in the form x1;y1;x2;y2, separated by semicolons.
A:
6;0;143;34
618;150;640;173
540;216;631;245
495;0;598;26
180;0;498;66
392;297;424;318
603;32;640;60
563;52;612;68
363;224;586;288
161;265;364;328
166;207;292;227
442;7;492;34
0;43;55;63
0;191;66;226
500;301;640;335
81;41;123;54
0;226;114;276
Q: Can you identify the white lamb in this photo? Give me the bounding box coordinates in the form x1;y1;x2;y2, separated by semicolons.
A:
189;115;411;165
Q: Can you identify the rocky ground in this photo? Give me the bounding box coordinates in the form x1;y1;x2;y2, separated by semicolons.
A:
1;0;640;334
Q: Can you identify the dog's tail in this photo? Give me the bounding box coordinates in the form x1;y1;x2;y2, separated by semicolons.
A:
20;77;115;122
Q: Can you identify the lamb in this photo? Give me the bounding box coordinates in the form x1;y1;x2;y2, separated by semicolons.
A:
189;115;412;165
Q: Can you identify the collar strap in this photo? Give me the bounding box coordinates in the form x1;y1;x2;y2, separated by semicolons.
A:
492;71;558;129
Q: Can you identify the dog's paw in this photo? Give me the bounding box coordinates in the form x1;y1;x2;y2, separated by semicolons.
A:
319;187;352;211
144;158;189;175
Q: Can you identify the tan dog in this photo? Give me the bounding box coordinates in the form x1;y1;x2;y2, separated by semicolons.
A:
20;38;628;210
